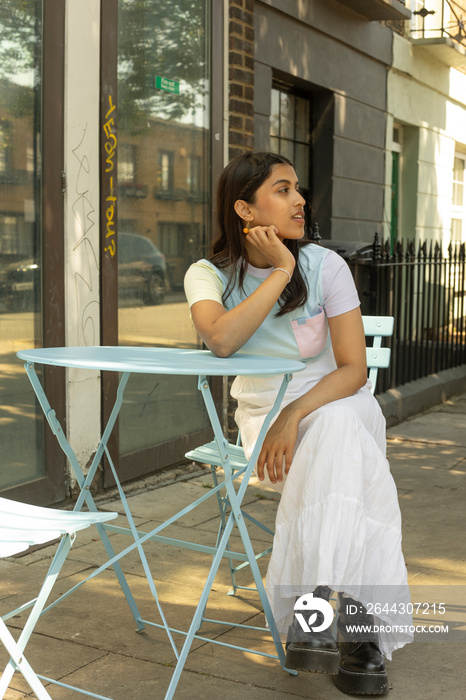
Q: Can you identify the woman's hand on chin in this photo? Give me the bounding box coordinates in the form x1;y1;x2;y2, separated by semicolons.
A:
245;225;296;274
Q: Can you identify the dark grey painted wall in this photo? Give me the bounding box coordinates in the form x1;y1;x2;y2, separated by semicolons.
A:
254;0;392;242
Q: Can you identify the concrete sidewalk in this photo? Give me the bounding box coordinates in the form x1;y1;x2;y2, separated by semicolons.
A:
1;394;466;699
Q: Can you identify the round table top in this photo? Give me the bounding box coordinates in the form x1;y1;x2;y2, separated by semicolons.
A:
17;346;305;377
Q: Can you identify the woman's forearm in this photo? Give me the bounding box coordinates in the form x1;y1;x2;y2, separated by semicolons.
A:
192;267;293;357
285;363;367;422
192;224;298;357
256;362;367;484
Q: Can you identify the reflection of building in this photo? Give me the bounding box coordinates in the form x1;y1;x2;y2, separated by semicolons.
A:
0;79;37;260
118;118;208;289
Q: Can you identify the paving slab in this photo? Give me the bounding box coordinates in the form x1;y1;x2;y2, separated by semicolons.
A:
389;461;466;576
0;631;108;697
105;480;257;528
3;688;32;700
46;652;312;700
0;557;94;607
387;412;466;446
192;496;280;543
385;641;466;700
387;438;466;471
3;566;272;662
429;395;466;414
186;620;342;699
64;519;271;589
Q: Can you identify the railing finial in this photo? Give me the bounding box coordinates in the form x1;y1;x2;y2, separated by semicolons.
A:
311;222;321;244
372;232;382;264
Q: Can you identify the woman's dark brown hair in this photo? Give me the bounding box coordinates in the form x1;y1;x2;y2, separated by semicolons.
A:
210;151;310;316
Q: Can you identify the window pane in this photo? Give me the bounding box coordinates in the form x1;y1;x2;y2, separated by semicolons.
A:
270;89;280;137
117;0;211;456
453;182;464;207
453;157;464;207
187;155;201;194
294;143;309;189
295;96;310;143
453;157;464;182
279;92;295;140
279;139;294;163
451;218;462;242
0;0;44;489
270;136;279;153
159;151;174;192
118;143;136;182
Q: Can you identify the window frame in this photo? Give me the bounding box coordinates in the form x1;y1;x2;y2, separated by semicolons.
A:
158;150;175;193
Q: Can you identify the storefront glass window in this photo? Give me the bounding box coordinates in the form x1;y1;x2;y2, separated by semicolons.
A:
117;0;211;455
0;0;44;489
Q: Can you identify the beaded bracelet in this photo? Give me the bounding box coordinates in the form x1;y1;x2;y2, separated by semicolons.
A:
273;267;292;284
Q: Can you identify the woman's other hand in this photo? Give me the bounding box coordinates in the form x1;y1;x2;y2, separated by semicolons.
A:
256;405;300;484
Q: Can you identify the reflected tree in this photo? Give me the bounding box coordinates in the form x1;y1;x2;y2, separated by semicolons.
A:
0;0;40;117
118;0;208;129
0;0;40;257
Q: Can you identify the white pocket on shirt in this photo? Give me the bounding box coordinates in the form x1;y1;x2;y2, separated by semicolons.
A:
291;306;328;359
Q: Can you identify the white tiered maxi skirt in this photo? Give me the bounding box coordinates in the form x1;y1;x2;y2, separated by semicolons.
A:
231;351;413;660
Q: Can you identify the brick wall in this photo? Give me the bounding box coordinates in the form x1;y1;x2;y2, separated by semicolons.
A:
228;0;255;159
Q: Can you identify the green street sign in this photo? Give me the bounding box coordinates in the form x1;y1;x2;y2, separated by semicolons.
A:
155;76;180;94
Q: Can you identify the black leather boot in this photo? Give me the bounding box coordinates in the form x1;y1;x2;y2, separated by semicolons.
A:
333;595;388;696
285;586;340;674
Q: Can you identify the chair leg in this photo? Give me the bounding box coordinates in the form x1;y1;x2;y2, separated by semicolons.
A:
0;534;72;698
0;618;52;700
210;465;276;597
210;464;245;596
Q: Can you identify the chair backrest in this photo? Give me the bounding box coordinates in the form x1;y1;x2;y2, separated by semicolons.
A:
362;315;394;395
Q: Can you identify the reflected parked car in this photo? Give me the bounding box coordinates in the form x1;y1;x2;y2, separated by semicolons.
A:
0;234;167;313
118;233;166;305
0;257;40;312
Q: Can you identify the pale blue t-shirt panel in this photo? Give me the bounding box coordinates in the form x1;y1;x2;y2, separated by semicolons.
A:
184;245;360;362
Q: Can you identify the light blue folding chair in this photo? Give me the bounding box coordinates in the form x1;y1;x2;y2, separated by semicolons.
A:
0;497;118;700
186;315;394;595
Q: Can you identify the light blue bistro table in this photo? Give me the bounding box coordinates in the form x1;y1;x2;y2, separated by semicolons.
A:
17;346;305;699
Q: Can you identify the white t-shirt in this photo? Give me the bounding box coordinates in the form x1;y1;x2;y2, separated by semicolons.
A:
184;245;360;362
185;248;359;317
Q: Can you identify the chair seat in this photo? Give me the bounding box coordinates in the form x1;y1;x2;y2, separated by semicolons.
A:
0;497;117;557
186;440;247;470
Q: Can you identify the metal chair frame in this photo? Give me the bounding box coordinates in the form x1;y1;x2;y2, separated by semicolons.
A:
0;497;118;700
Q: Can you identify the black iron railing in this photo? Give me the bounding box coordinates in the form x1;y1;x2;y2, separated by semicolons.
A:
411;0;466;48
347;234;466;392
